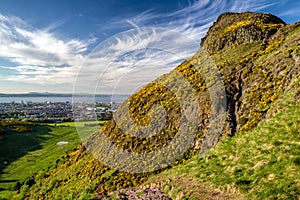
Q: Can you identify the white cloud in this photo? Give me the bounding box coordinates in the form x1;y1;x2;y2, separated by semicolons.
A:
0;13;88;86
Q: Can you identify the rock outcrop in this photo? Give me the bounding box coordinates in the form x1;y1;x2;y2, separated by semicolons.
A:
201;12;285;53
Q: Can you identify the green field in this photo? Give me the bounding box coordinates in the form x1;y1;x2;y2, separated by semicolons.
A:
47;120;106;127
0;121;104;199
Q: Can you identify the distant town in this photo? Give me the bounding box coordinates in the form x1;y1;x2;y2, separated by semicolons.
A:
0;100;119;123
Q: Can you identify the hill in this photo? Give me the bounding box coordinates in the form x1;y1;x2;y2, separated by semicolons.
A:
12;12;300;199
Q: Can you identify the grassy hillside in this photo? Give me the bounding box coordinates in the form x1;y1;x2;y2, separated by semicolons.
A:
0;122;83;199
9;12;300;199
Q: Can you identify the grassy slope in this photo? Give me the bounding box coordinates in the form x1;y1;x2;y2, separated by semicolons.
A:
0;123;83;200
144;79;300;200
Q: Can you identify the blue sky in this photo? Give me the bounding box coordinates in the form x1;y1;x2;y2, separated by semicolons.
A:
0;0;299;94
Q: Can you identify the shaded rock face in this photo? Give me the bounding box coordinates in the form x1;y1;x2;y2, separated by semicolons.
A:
214;21;300;134
201;12;285;53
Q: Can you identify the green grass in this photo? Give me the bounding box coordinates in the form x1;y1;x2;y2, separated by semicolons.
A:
47;120;107;127
0;124;81;199
145;103;300;199
14;147;110;200
47;120;106;140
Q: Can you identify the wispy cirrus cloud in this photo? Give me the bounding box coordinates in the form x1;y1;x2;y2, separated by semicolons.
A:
74;28;198;95
75;0;280;94
118;0;283;42
276;1;300;18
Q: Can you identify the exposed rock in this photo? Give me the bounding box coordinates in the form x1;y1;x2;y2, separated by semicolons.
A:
201;12;285;53
94;188;171;200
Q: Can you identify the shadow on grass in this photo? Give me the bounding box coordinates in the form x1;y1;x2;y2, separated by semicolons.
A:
0;124;53;176
0;180;19;183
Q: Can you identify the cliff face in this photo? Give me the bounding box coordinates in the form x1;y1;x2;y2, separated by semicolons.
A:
201;12;286;53
18;12;300;199
206;14;299;134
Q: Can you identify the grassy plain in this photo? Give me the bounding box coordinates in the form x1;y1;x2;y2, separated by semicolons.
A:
0;120;104;199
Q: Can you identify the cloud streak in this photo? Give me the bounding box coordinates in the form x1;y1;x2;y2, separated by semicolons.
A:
121;0;283;42
79;0;280;94
74;28;198;95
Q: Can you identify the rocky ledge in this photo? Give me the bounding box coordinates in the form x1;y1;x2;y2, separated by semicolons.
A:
201;12;286;53
94;188;171;200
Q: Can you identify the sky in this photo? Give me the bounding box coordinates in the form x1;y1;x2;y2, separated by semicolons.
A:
0;0;299;94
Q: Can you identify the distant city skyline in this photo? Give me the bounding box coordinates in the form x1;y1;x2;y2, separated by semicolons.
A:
0;0;299;94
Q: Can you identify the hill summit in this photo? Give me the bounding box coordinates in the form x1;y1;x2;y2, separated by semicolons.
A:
201;12;285;53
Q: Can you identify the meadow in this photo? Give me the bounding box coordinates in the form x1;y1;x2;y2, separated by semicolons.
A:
0;121;102;199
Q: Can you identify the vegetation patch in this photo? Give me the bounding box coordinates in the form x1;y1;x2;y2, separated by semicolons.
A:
146;102;300;199
0;122;80;200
